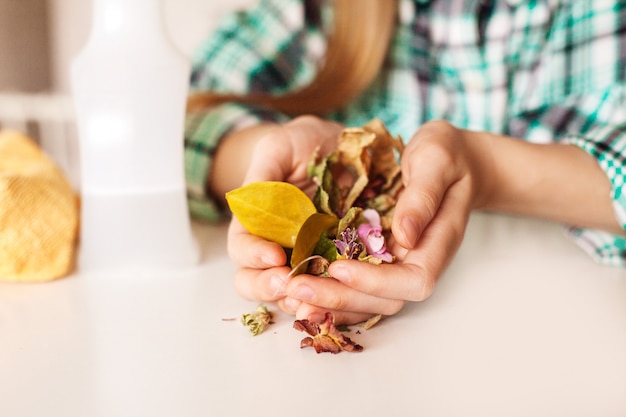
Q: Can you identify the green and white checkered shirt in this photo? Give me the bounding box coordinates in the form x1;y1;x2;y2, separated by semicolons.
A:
185;0;626;266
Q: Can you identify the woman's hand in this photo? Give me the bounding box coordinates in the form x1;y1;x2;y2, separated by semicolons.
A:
219;116;344;314
282;120;495;324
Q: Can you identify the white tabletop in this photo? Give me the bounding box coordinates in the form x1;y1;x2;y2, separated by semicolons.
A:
1;212;625;417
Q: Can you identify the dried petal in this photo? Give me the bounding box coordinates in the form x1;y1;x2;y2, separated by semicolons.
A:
293;317;320;336
293;312;364;354
357;209;394;263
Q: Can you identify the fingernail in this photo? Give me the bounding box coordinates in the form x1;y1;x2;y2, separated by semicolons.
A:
291;284;315;302
307;313;325;323
401;217;419;248
285;297;302;313
330;264;351;283
270;275;286;296
262;254;278;266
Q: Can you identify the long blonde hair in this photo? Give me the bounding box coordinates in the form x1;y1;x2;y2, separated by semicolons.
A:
186;0;398;116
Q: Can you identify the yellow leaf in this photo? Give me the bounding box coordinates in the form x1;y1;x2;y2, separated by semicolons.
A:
225;181;317;248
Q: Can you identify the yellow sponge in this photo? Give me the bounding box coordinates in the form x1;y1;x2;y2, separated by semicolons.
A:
0;130;78;282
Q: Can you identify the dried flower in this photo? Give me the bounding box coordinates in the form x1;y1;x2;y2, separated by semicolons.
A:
241;305;273;336
333;227;364;260
309;119;404;226
293;312;364;354
357;209;394;263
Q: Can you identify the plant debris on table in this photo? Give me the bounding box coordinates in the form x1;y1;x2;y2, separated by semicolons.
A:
294;312;363;354
241;305;273;336
226;119;404;349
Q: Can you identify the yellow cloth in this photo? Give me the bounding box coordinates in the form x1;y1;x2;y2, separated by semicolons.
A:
0;130;78;282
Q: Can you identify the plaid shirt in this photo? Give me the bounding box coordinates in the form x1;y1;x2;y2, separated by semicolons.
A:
185;0;626;266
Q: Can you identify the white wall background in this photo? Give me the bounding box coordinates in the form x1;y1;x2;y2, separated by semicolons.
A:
49;0;257;93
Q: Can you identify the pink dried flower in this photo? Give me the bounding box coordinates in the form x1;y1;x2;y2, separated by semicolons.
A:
293;312;363;354
333;227;363;259
357;209;393;263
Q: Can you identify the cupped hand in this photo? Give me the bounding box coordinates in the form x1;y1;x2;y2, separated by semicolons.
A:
281;120;495;324
227;116;343;308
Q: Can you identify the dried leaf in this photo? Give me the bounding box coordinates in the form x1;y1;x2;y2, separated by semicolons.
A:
293;312;364;354
335;324;351;332
310;154;337;216
241;305;273;336
291;213;338;275
336;128;376;213
225;181;317;248
363;119;405;190
337;206;364;234
356;314;383;330
308;119;404;221
311;234;338;272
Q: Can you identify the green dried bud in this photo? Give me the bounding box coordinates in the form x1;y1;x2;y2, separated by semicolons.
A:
241;305;273;336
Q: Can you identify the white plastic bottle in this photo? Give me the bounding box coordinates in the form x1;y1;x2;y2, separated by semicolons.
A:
71;0;198;274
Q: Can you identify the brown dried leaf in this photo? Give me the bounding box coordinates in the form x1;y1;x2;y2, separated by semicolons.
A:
335;128;376;213
363;119;405;190
308;119;404;221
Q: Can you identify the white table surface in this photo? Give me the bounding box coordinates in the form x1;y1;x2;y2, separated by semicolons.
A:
1;212;625;417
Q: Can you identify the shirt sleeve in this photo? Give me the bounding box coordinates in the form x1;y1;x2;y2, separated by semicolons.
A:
510;87;626;266
513;86;626;267
184;0;326;221
497;1;626;266
518;84;626;225
563;109;626;267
